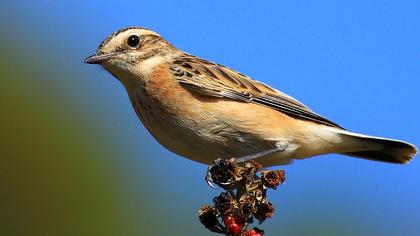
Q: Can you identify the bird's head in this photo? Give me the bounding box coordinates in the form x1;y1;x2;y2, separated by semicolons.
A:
85;27;177;85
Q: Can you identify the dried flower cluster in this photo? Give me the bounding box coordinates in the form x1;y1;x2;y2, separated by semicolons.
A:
199;158;286;236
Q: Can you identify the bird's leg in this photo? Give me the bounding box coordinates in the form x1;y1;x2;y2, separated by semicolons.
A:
235;142;288;163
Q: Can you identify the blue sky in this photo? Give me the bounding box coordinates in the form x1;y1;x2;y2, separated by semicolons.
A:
2;1;419;235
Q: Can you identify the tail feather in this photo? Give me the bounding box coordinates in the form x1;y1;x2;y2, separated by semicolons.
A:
335;130;417;164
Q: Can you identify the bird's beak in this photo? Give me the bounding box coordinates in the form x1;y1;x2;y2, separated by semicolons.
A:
84;52;119;64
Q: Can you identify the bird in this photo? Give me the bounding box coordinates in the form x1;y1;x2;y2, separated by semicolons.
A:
85;27;417;167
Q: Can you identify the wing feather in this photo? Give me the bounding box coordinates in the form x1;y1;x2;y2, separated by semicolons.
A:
170;55;343;129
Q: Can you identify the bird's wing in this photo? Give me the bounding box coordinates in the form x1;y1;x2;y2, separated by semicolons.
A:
170;54;343;129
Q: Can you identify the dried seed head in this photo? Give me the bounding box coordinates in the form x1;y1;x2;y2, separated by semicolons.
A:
208;158;238;189
248;160;263;171
239;161;260;183
239;193;257;220
198;206;224;233
254;201;275;224
261;170;285;189
213;192;234;214
201;159;285;235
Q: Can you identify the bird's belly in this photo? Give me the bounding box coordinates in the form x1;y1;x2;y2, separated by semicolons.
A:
128;89;276;164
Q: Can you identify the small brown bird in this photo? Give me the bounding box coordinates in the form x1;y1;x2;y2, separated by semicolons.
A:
85;27;417;167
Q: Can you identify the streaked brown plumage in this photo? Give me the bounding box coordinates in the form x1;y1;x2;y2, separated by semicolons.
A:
85;27;417;166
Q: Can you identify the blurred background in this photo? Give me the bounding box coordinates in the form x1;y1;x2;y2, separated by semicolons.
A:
1;1;419;235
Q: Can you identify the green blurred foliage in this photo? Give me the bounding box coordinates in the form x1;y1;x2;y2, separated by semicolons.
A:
0;26;164;235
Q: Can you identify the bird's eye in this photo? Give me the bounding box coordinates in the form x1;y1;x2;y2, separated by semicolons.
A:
127;35;140;48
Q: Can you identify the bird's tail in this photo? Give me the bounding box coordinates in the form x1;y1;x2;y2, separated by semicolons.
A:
334;129;417;164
